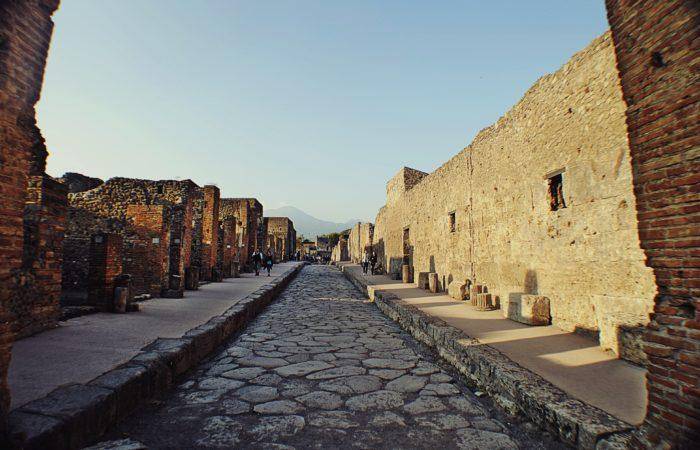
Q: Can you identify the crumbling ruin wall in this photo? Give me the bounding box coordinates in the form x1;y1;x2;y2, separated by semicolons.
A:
605;0;700;446
347;222;374;263
372;32;657;364
331;238;349;262
220;198;263;269
0;0;62;438
264;217;296;261
64;177;201;301
200;185;220;281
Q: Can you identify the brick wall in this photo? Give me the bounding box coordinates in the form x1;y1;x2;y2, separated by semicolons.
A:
264;217;296;261
65;177;201;300
605;1;700;447
0;0;61;439
87;233;123;308
20;175;67;337
220;198;263;269
125;205;171;297
220;217;237;277
200;185;220;281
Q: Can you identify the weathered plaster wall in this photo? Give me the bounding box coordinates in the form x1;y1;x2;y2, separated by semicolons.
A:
347;222;374;263
372;32;657;364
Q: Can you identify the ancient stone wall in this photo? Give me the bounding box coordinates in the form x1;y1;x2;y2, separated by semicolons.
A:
605;0;700;446
57;172;103;193
0;0;61;438
64;177;200;301
331;238;349;262
372;32;657;364
125;205;171;297
200;185;220;281
220;217;237;277
220;198;263;268
347;222;374;263
264;217;296;261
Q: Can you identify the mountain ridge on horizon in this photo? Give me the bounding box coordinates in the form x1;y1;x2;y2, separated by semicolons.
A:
265;205;363;239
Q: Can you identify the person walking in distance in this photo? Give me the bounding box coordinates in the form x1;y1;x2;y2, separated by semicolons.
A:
362;252;369;274
264;248;274;276
370;252;378;275
252;250;261;276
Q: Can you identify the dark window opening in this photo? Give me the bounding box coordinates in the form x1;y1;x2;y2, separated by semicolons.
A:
157;185;164;194
449;211;456;232
548;173;566;211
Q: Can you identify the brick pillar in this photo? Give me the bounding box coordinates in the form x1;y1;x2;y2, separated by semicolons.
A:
201;186;220;281
221;217;237;278
88;233;123;309
19;175;67;337
0;0;61;441
605;1;700;447
125;205;170;298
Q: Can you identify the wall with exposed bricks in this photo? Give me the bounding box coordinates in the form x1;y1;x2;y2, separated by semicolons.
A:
605;0;700;447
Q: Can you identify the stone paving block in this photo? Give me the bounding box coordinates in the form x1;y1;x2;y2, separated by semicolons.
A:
19;384;117;449
89;365;150;420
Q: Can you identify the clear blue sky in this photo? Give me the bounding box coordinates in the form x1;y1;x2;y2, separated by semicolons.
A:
39;0;608;222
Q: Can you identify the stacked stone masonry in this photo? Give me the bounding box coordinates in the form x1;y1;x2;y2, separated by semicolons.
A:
263;217;297;262
220;198;263;269
605;0;700;447
347;222;374;263
372;32;658;365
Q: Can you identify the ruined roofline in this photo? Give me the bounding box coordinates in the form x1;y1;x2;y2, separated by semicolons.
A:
384;30;614;196
68;176;201;200
222;198;263;208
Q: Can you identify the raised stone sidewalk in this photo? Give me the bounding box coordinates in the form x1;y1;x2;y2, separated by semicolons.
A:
7;262;304;449
339;263;644;449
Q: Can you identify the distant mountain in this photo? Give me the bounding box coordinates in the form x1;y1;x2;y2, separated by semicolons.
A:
265;206;359;239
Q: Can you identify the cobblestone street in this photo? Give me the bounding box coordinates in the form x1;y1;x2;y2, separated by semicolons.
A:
105;266;562;449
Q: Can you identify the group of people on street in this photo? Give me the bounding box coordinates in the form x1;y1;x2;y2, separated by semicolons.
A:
251;249;275;276
361;251;378;275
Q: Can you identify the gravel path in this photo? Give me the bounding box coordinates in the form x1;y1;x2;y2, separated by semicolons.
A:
98;265;563;449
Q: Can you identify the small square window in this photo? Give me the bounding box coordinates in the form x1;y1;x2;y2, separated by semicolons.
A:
548;173;566;211
449;211;456;232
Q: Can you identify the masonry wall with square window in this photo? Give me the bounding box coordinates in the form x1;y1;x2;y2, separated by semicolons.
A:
372;32;657;364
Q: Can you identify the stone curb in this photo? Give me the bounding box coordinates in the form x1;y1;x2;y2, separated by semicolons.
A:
340;265;633;450
8;263;306;450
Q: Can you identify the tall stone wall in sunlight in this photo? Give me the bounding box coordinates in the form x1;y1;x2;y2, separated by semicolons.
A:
372;32;657;365
347;222;374;263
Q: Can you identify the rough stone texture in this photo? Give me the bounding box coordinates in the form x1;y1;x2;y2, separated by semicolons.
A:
448;280;468;301
220;198;263;270
505;294;551;326
605;1;700;447
8;264;304;449
200;185;221;282
343;266;634;448
63;177;203;303
0;0;61;442
57;172;103;194
347;222;374;263
330;237;349;262
371;33;656;364
106;265;556;449
264;217;297;262
428;273;439;293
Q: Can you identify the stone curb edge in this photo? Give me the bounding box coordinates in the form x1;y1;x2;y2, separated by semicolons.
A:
339;265;634;450
8;263;307;450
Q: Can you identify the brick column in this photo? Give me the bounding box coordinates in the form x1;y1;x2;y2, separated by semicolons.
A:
201;186;220;281
125;205;170;298
88;233;123;309
221;217;237;278
19;175;67;337
605;1;699;447
0;0;60;440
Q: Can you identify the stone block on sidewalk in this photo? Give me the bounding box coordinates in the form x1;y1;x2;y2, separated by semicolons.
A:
448;280;467;300
417;272;430;290
402;265;413;283
505;295;550;326
428;273;439;293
